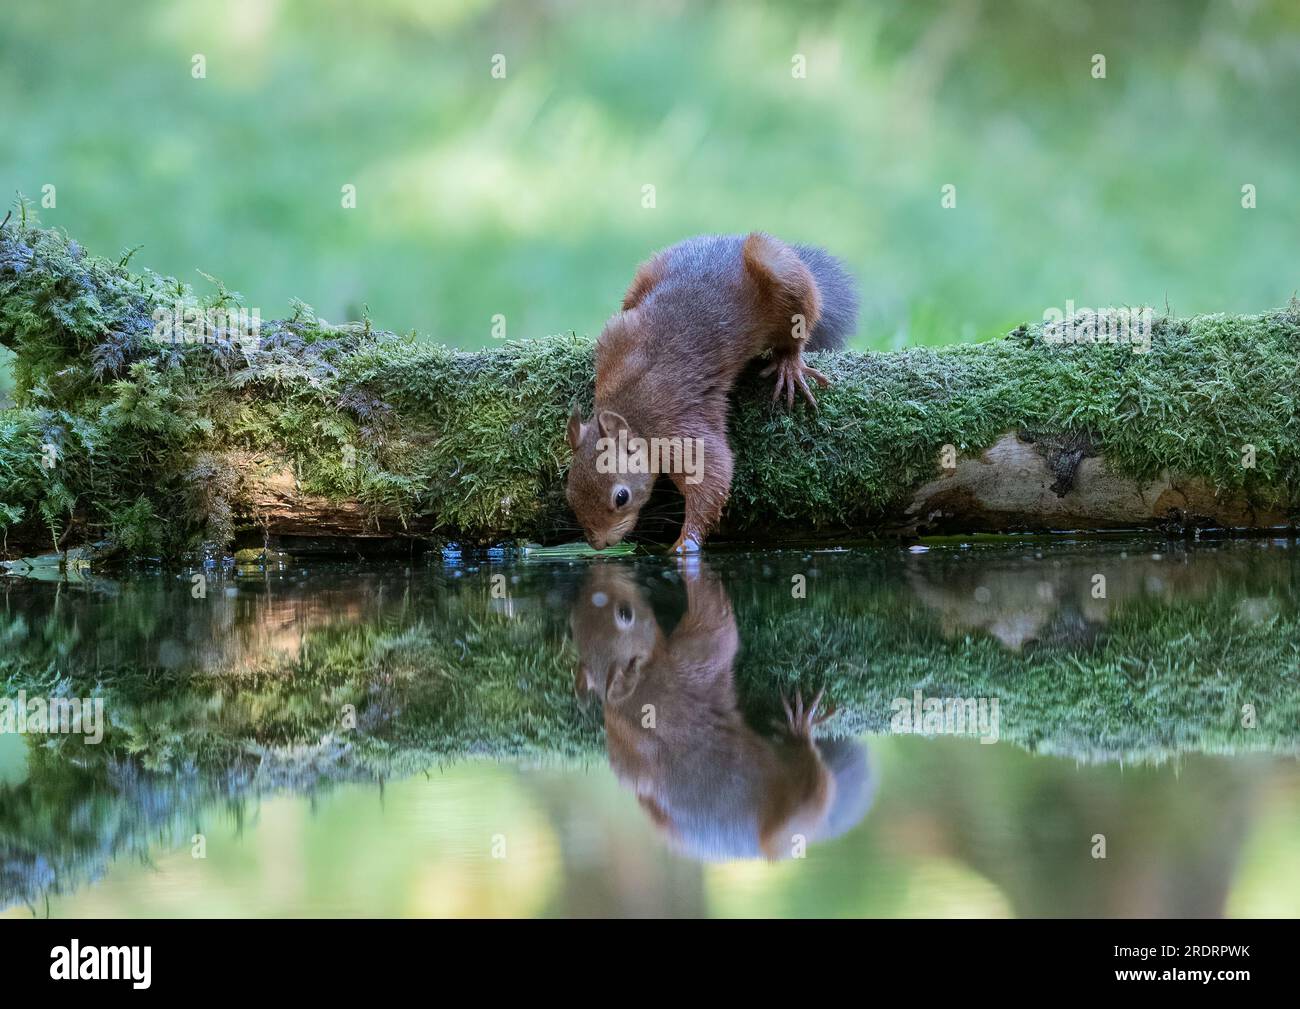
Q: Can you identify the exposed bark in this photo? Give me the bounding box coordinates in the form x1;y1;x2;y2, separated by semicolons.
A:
899;432;1290;536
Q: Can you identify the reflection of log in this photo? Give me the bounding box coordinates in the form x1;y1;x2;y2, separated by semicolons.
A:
2;546;1299;905
1;220;1297;558
905;548;1257;651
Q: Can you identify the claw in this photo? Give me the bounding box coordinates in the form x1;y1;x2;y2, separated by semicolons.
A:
808;686;826;722
668;532;702;555
764;352;828;410
793;369;815;408
780;686;835;738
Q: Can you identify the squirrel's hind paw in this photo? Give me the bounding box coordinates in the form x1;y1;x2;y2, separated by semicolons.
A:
761;353;830;410
778;687;836;739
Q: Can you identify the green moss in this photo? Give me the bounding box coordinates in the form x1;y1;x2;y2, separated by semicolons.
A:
2;214;1298;559
729;311;1300;529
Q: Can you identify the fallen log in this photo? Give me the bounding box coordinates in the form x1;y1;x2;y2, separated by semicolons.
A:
1;217;1297;559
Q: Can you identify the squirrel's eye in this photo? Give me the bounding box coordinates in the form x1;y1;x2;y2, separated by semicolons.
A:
613;486;630;508
616;603;634;627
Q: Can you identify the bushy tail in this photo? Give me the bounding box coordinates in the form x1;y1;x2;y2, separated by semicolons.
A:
794;244;859;352
812;738;877;842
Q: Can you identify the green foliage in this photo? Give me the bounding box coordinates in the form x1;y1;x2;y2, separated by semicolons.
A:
0;410;42;548
3;1;1300;350
105;497;160;556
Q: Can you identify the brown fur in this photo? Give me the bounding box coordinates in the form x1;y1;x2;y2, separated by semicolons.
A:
570;563;836;860
566;232;858;551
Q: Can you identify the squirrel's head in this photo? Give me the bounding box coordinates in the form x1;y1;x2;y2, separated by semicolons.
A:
569;566;659;703
565;404;655;549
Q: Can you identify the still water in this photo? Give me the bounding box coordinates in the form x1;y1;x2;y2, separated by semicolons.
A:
2;538;1298;917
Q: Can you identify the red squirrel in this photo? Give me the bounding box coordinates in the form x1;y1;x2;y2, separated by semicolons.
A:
566;232;858;552
569;562;874;861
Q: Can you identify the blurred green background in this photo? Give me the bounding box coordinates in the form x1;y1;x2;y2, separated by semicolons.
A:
6;741;1298;918
2;0;1299;407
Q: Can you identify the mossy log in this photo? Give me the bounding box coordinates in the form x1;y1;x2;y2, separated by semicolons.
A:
1;218;1298;558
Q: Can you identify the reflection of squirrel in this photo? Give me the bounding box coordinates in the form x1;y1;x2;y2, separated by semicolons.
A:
569;561;873;861
566;233;858;552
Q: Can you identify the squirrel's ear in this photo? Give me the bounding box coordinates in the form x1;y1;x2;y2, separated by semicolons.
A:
742;231;821;333
606;655;644;706
597;409;630;439
567;404;585;449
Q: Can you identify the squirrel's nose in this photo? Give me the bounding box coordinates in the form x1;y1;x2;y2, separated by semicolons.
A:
587;534;606;550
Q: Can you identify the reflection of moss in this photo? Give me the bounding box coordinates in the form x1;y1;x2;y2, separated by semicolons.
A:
742;590;1299;761
1;548;1296;771
0;577;598;775
3;216;1299;557
2;545;1299;908
0;737;369;913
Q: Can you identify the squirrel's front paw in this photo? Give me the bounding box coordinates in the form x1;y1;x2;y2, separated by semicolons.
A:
778;687;836;739
761;352;830;410
668;531;702;554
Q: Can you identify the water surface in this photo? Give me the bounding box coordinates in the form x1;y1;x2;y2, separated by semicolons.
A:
2;538;1298;917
